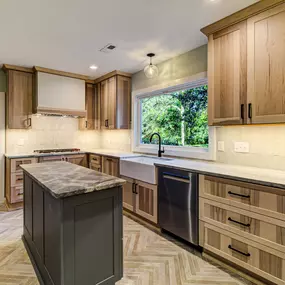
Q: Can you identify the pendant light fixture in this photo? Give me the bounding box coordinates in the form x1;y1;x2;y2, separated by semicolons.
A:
144;53;158;79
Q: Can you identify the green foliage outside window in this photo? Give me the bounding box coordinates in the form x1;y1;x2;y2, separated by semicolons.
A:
141;85;208;148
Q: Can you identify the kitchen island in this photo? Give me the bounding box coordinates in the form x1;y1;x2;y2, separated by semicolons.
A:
21;161;125;285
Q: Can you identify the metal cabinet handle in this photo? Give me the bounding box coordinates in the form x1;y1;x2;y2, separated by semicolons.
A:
85;121;88;128
228;191;250;199
241;104;244;120
248;103;252;119
228;245;250;257
25;118;32;128
228;217;250;227
16;178;23;181
134;183;138;194
105;119;109;128
132;183;136;194
106;158;112;162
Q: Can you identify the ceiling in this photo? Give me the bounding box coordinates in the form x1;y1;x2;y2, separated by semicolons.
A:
0;0;258;78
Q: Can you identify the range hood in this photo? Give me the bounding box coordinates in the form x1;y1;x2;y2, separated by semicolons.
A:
34;72;86;117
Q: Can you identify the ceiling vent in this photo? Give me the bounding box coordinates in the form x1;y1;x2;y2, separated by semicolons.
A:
100;44;117;53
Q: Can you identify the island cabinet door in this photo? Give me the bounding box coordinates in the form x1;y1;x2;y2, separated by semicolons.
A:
62;186;123;285
24;174;33;237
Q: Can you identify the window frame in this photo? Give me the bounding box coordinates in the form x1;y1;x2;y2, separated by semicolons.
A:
132;72;216;161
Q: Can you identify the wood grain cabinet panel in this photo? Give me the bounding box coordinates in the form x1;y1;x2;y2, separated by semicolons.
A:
200;198;285;253
135;181;158;224
208;21;247;125
201;223;285;285
6;70;33;129
65;154;87;167
200;175;285;221
99;75;131;130
102;156;119;177
79;84;99;130
121;176;135;212
247;3;285;124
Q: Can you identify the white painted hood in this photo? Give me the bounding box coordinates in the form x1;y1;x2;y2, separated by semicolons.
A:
35;72;86;117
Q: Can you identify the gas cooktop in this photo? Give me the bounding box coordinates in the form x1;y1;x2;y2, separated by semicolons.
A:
34;148;81;154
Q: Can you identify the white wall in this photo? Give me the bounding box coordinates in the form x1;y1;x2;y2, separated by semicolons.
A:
0;93;5;202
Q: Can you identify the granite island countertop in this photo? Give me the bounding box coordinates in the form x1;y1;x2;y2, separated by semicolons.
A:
21;161;126;199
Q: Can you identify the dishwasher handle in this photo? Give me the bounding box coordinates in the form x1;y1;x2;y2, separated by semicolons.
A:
163;173;190;184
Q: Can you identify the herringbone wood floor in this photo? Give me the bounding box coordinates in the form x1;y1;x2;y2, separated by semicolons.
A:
0;209;249;285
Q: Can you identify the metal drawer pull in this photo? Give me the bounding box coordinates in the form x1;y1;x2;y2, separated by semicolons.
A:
17;193;23;196
228;217;250;227
228;245;250;257
17;178;23;181
228;191;250;199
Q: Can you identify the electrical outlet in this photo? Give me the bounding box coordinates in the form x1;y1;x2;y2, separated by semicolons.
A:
234;142;249;153
217;141;225;152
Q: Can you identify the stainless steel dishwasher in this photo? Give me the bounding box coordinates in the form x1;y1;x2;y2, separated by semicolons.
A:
158;166;199;245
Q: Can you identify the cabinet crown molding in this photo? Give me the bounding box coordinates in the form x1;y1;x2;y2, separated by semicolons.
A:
94;70;132;84
2;64;34;73
201;0;285;36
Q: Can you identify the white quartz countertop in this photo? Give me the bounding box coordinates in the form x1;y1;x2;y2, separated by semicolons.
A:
5;149;138;159
154;159;285;190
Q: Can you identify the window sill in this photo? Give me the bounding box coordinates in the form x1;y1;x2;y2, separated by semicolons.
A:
133;144;215;161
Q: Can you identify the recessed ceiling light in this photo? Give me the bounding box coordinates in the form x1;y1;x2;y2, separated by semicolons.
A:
89;65;98;70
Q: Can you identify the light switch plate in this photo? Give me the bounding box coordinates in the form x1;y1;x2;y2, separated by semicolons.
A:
217;141;225;152
234;142;249;153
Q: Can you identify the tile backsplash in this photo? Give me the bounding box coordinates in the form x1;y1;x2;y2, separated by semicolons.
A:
6;116;101;153
216;125;285;171
5;116;131;154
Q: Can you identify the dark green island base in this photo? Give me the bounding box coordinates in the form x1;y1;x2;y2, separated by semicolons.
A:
21;162;125;285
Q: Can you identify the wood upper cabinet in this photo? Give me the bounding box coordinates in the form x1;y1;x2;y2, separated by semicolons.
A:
204;1;285;126
100;75;131;130
79;84;99;130
102;156;119;177
247;3;285;124
208;21;247;126
6;70;33;129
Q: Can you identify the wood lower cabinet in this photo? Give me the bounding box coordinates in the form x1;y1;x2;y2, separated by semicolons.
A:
208;21;247;126
102;156;119;177
5;157;37;208
65;154;87;167
5;69;33;129
199;174;285;285
201;223;285;285
121;176;135;212
121;176;158;224
247;3;285;124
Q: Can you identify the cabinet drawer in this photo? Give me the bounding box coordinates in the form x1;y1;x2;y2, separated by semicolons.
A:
11;157;37;172
90;162;101;172
89;154;101;165
200;198;285;253
200;175;285;221
11;172;24;187
10;186;23;203
202;223;285;285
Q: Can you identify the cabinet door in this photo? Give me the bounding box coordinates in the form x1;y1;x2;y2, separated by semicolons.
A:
247;3;285;124
7;70;33;129
79;84;96;130
66;154;87;167
116;76;131;129
135;181;158;224
102;157;119;177
107;77;117;129
208;21;247;126
100;79;109;129
121;176;135;211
